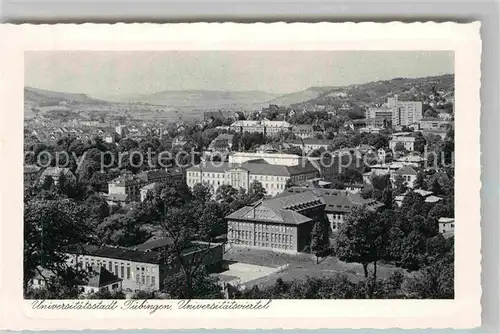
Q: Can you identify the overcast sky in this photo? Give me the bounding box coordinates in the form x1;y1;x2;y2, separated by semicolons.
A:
25;51;454;97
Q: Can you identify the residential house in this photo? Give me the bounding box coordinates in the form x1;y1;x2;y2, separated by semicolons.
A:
438;217;455;236
389;135;416;152
292;124;316;139
392;165;419;188
140;183;156;202
108;173;144;202
289;138;331;154
40;167;76;185
78;266;123;295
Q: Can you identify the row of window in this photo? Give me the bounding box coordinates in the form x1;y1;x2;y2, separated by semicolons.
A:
231;222;294;233
79;258;156;280
135;273;156;286
231;230;294;244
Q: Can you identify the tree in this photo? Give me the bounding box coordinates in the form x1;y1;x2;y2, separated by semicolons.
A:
247;180;267;203
285;178;295;189
393;175;408;196
413;133;426;153
414;172;426;190
381;187;393;210
334;206;389;298
24;197;94;294
310;220;329;263
430;178;443;196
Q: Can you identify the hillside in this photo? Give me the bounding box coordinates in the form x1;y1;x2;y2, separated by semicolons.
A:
290;74;455;108
268;86;336;106
25;87;107;107
106;90;280;108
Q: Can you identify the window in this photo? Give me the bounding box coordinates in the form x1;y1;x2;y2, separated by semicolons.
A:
146;276;150;285
151;276;156;285
120;265;124;278
126;267;131;279
114;264;119;276
109;261;112;271
141;275;145;285
451;224;455;228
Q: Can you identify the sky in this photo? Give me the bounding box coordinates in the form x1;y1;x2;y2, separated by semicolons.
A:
25;51;454;98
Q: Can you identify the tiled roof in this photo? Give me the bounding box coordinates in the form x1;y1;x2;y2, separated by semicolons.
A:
187;159;318;178
134;237;174;251
225;190;323;225
395;165;418;176
109;173;143;187
87;246;164;264
84;266;122;288
40;167;74;178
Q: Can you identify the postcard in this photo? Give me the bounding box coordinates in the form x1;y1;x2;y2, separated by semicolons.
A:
0;22;481;330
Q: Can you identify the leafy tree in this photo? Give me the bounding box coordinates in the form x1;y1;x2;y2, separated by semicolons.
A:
393;175;408;196
381;187;393;210
413;133;427;153
247;180;267;203
430;178;443;196
41;175;54;191
24;197;94;293
162;270;223;299
310;220;330;263
414;172;426;190
334;206;389;297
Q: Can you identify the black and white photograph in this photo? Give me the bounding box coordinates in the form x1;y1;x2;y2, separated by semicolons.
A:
22;50;457;300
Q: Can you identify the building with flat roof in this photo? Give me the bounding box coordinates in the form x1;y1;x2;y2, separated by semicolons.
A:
388;95;423;127
66;240;223;293
225;190;326;252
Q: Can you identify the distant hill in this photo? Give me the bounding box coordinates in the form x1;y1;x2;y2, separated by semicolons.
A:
105;90;280;108
288;74;455;108
25;87;107;107
268;86;336;106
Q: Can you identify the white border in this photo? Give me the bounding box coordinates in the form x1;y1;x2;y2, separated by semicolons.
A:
0;22;482;330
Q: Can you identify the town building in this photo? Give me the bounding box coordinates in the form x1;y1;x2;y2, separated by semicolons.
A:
40;167;76;185
365;107;393;119
140;183;157;202
388;95;423;126
77;266;123;295
282;187;384;233
229;120;292;137
416;117;453;131
393;165;419;188
65;240;223;293
107;173;144;202
229;152;301;167
438;217;455;236
389;135;416;152
225;190;326;252
186;158;319;197
137;169;171;185
291;124;316;139
289;138;331;154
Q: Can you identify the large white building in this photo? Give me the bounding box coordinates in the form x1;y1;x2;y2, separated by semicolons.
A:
388;95;423;126
228;152;301;166
186;155;319;197
229;120;292;137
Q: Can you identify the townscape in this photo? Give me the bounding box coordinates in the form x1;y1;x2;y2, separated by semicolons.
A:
24;57;455;300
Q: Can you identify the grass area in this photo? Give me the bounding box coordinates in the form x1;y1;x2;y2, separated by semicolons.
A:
223;246;398;288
